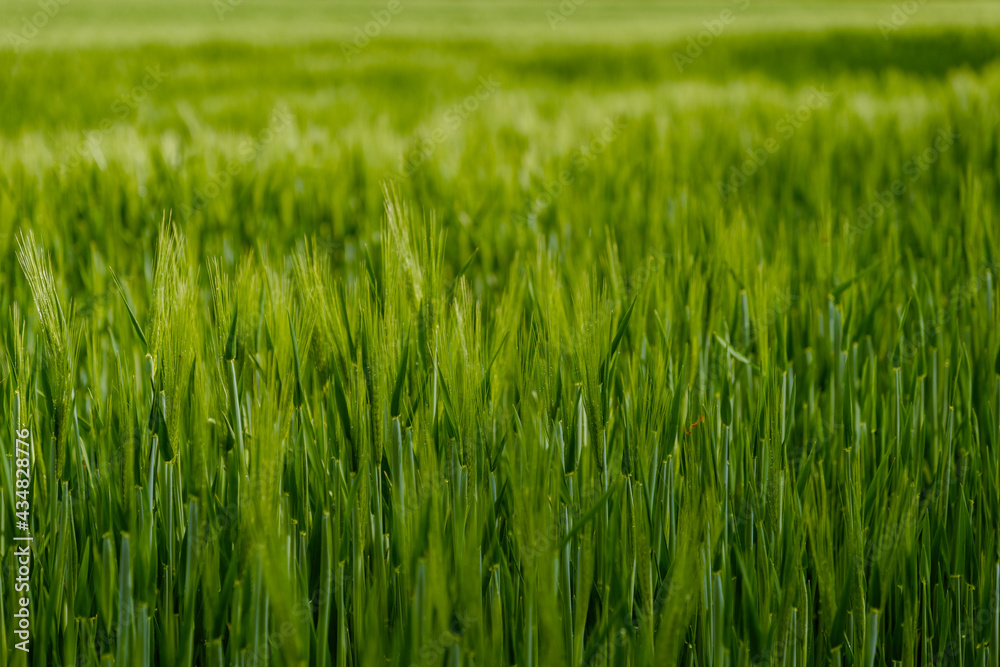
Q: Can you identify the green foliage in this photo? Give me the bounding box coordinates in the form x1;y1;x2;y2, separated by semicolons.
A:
1;4;1000;666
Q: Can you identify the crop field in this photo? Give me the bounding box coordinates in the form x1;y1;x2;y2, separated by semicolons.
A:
1;1;1000;665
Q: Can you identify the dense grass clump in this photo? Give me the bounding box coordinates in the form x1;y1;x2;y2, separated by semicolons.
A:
2;2;1000;665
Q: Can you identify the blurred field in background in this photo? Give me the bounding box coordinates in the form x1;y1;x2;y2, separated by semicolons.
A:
2;0;998;48
2;0;1000;264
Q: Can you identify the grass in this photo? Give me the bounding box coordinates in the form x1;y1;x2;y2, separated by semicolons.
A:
1;1;1000;665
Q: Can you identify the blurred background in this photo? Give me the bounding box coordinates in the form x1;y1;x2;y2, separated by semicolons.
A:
1;0;999;282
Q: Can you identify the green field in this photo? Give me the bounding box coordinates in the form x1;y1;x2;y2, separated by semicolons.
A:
2;1;1000;665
